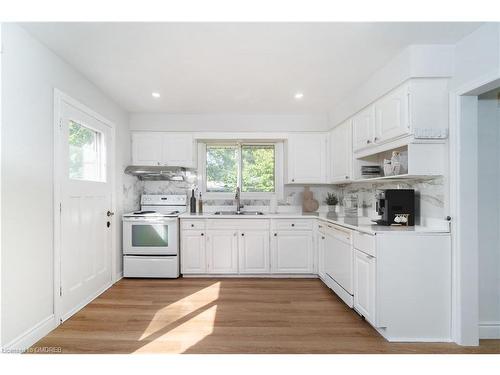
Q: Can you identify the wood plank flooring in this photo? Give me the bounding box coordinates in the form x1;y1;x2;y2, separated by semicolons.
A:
31;278;500;354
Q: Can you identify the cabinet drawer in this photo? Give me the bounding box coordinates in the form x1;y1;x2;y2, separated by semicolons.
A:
124;256;179;278
206;219;269;230
272;219;313;231
181;220;206;230
353;231;376;257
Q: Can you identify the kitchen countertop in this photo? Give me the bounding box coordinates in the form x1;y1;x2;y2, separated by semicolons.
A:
179;212;450;235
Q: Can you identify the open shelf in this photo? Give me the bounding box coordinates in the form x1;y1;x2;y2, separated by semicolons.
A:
351;174;439;183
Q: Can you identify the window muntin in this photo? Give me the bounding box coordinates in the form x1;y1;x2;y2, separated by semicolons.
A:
68;120;105;182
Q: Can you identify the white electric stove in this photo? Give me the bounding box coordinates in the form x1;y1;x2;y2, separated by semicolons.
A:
122;194;187;278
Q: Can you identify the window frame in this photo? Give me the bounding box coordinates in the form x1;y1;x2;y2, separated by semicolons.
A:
198;141;284;200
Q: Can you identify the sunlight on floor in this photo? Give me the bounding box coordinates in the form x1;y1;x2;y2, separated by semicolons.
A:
136;281;221;347
134;304;218;353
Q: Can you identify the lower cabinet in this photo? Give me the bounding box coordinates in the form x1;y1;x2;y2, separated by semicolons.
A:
206;230;239;274
238;230;270;274
317;229;327;279
181;230;207;274
271;231;314;274
353;248;376;325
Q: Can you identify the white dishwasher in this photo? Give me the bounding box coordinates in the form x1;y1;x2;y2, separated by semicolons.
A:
324;224;353;304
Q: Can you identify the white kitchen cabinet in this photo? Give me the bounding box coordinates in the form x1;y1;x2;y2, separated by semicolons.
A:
329;120;352;183
317;230;327;279
353;248;376;325
375;82;410;144
206;230;239;274
162;133;196;168
181;230;207;274
132;132;196;168
132;132;163;166
352;105;375;152
287;133;328;183
271;231;314;274
238;230;270;274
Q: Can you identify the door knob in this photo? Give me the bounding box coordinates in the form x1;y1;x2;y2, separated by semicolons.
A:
107;211;115;217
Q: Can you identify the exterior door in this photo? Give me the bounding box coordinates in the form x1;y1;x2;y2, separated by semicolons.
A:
59;98;113;321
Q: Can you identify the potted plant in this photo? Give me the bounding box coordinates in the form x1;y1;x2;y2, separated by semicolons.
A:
325;192;339;213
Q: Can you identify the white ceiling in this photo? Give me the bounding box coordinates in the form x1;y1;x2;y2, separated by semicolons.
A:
22;22;481;114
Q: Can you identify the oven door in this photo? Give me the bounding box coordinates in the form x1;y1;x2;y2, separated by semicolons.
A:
123;217;178;255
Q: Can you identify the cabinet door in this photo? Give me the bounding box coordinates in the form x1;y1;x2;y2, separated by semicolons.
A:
132;132;163;166
353;249;376;324
330;120;352;182
317;232;327;279
375;83;410;143
352;105;375;152
271;231;314;273
181;230;206;274
287;133;327;183
238;230;270;274
206;230;238;274
162;133;195;168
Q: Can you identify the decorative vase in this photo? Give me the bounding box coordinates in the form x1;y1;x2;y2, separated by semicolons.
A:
302;186;319;212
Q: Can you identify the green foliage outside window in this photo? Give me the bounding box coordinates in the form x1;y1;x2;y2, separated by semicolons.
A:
206;144;275;193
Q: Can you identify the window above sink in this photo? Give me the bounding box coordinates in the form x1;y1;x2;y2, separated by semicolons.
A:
198;141;284;200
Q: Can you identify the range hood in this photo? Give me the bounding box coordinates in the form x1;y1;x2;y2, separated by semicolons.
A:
124;165;190;181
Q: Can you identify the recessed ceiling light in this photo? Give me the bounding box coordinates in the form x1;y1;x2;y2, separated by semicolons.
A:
152;92;161;99
294;92;304;100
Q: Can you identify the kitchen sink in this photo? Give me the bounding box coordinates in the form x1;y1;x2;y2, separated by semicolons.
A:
213;211;264;216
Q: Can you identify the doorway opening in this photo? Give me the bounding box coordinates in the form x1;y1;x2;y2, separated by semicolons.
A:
451;77;500;346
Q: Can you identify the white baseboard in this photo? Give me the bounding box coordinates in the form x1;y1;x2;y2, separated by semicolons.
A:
2;315;58;353
479;321;500;339
181;274;318;278
114;271;123;283
61;281;113;322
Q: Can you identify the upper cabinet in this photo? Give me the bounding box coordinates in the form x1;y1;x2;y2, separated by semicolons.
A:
351;78;448;155
329;120;352;183
132;132;196;168
287;133;328;184
352;105;375;152
374;82;410;144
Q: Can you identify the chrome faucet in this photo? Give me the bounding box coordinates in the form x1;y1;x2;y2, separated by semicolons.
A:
235;187;244;213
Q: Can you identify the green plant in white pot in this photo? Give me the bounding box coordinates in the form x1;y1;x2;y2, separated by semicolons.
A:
325;192;339;212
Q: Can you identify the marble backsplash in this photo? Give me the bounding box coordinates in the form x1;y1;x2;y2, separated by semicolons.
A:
124;174;446;224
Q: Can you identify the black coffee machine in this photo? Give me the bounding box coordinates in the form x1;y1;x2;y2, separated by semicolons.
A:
375;189;415;226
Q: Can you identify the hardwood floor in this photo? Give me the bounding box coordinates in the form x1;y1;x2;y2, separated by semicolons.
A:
31;278;500;354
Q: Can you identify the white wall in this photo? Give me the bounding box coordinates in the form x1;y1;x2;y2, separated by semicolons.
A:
0;23;130;348
448;22;500;345
129;113;329;132
450;23;500;92
477;89;500;338
328;44;454;127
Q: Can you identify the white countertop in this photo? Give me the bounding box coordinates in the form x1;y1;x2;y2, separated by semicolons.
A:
179;212;450;235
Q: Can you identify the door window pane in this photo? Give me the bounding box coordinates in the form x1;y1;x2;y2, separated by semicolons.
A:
68;120;105;181
206;145;238;192
132;224;169;247
241;145;275;192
